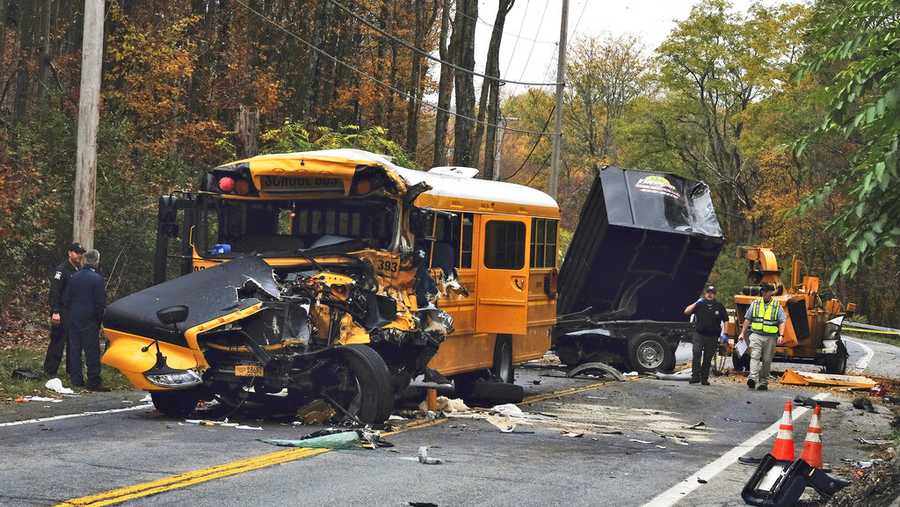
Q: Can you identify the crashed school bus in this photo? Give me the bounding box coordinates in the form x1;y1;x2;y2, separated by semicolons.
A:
724;246;856;374
553;167;724;373
100;149;560;423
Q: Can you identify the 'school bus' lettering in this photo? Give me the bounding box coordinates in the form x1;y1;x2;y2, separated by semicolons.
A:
260;175;342;193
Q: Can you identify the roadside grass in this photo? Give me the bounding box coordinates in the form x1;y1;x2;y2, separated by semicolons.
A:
0;347;133;401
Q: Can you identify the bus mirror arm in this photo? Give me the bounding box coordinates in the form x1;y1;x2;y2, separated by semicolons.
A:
403;182;432;205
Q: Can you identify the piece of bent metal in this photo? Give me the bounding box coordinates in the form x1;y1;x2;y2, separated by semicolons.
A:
566;361;626;382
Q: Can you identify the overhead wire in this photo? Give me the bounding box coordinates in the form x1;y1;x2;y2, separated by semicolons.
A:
328;0;560;87
502;0;530;78
446;0;557;45
502;103;556;181
234;0;549;137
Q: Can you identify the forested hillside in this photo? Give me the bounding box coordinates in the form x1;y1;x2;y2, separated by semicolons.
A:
0;0;897;342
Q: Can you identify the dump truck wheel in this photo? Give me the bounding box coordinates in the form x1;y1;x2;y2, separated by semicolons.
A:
823;340;848;374
328;345;394;425
492;335;515;384
151;390;199;418
627;333;674;373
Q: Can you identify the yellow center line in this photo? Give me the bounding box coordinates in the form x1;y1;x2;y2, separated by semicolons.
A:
56;382;610;506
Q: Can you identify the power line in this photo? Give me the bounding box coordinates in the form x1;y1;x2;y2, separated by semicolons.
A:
502;103;556;181
328;0;560;87
447;0;557;45
509;1;554;97
502;0;530;78
234;0;549;137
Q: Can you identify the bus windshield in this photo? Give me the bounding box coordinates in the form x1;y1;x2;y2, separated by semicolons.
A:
197;197;398;257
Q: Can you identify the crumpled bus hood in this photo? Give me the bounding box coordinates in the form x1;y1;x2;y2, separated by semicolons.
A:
103;257;276;347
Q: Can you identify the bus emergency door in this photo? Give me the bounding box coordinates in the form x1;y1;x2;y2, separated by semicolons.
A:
475;216;531;335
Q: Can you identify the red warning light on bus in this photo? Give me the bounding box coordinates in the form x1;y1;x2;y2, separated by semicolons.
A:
218;176;235;192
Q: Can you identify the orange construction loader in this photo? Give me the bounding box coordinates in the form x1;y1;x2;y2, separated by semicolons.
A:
724;247;856;374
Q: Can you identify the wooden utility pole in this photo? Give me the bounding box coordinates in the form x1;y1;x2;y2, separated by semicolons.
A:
73;0;105;249
549;0;568;200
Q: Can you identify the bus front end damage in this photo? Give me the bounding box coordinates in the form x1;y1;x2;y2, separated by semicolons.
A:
103;256;452;424
102;153;457;424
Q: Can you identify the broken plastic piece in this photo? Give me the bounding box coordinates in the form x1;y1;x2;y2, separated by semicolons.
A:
779;369;876;389
261;431;360;449
567;362;625;381
417;446;442;464
45;378;75;395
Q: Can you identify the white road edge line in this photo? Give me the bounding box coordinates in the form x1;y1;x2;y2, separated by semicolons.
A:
642;392;832;507
843;337;874;372
0;403;153;428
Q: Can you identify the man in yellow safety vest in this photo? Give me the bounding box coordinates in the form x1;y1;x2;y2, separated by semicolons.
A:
738;283;786;391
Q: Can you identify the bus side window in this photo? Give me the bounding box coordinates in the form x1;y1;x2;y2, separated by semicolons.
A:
530;218;558;268
459;213;473;269
484;221;525;269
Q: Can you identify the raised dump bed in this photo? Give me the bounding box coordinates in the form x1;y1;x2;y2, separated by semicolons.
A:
554;167;725;372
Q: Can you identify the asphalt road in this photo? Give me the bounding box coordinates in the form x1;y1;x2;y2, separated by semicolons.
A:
1;337;897;507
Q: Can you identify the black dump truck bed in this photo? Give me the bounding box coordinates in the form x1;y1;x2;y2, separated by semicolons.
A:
553;167;724;372
558;166;724;321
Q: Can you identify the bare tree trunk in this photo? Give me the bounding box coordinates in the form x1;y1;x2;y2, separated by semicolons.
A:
374;0;390;125
304;0;330;117
13;1;36;129
474;0;513;177
404;0;424;156
235;105;259;157
38;0;52;98
451;0;477;167
432;0;453;167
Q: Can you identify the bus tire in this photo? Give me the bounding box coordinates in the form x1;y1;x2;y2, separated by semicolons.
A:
492;335;515;384
333;345;394;425
627;332;674;373
151;390;200;418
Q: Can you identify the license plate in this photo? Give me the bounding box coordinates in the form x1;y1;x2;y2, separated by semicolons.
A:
234;364;264;377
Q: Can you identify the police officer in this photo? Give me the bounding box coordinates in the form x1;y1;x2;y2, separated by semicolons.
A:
63;249;109;391
739;282;786;391
683;285;727;385
44;242;85;377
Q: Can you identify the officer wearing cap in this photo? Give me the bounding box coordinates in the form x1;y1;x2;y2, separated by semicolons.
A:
64;249;108;390
44;242;85;377
684;285;727;385
739;282;786;391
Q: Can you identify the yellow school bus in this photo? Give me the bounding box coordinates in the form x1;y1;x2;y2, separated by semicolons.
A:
101;149;559;422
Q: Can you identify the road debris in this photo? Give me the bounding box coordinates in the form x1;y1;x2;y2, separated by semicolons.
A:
11;368;41;380
566;362;625;382
297;399;336;425
685;421;706;430
235;425;263;431
856;437;892;447
418;396;469;414
654;369;693;382
851;397;876;413
794;396;840;409
561;431;584;438
417;446;442;464
15;396;63;403
779;369;877;389
262;431;360;449
45;378;75;395
629;438;653;444
486;414;517;433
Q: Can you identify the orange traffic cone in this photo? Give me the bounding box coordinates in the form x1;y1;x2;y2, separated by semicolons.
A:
799;404;824;468
771;401;795;461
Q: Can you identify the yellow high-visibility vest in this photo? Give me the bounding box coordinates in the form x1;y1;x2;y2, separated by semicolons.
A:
751;299;780;335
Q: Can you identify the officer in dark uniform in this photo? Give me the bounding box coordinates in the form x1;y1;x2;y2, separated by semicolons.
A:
63;249;108;391
44;242;85;377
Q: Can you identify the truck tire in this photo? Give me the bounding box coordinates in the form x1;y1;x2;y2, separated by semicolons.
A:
151;390;200;418
823;340;848;374
627;333;675;373
333;345;395;424
492;335;515;384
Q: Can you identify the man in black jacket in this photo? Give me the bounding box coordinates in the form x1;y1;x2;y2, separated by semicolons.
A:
683;285;727;385
44;242;85;377
63;249;108;391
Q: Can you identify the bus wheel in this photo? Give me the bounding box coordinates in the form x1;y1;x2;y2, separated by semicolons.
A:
627;333;674;373
320;345;394;425
151;390;200;418
492;335;514;384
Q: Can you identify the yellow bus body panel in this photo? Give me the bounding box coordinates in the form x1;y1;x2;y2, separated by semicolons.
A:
101;328;200;391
